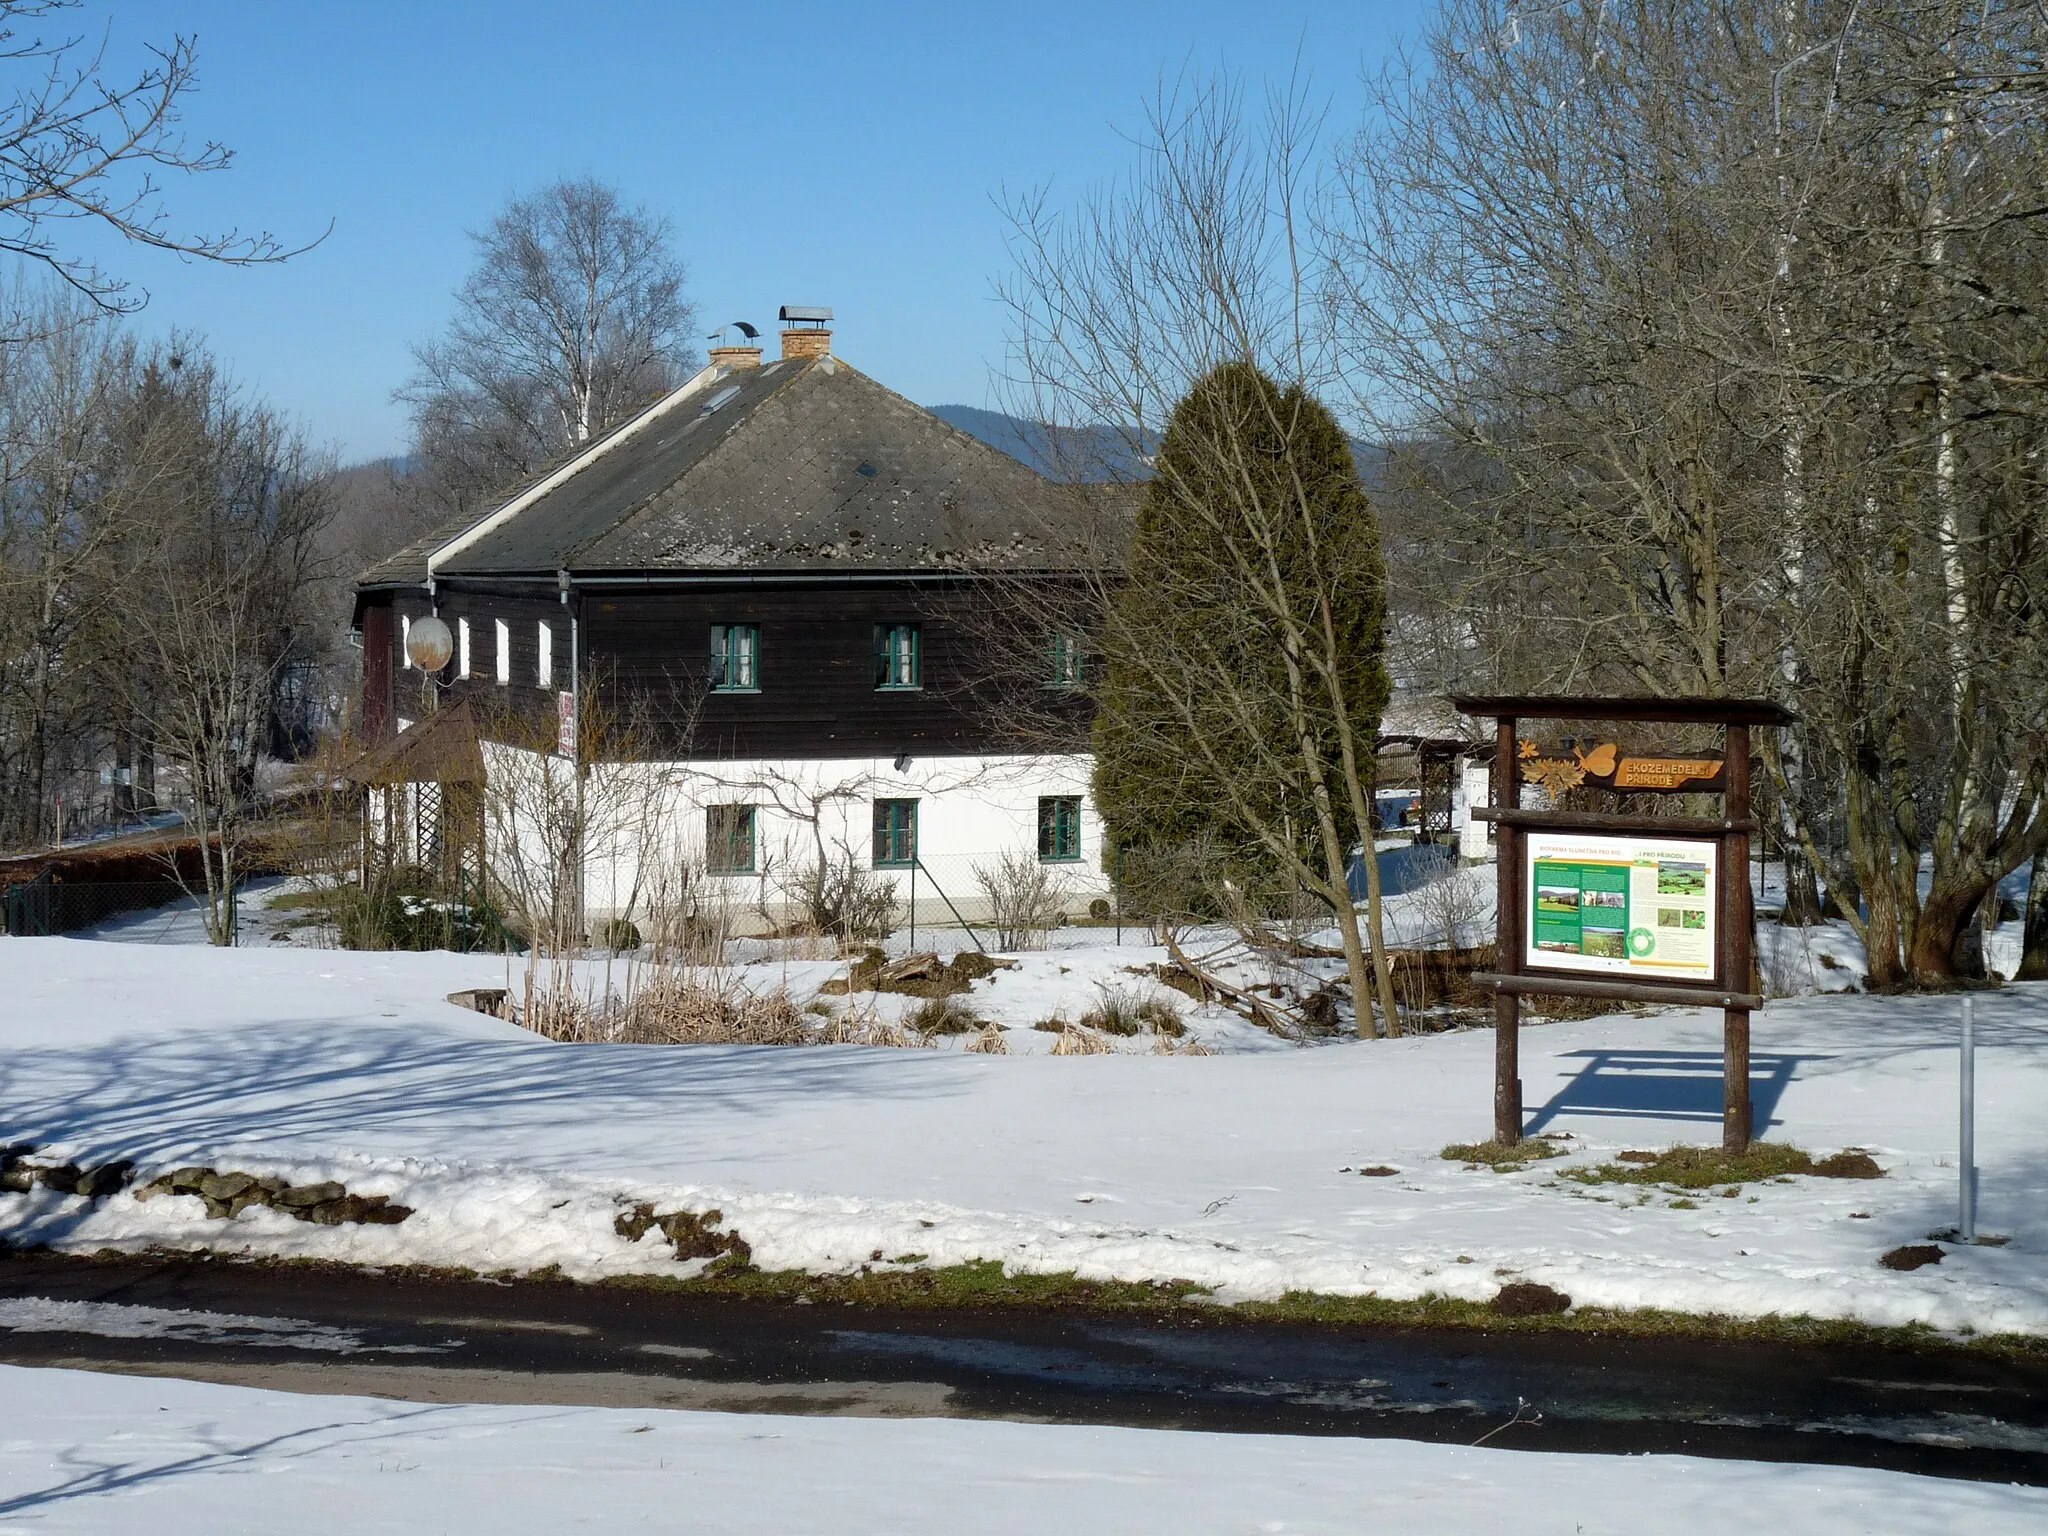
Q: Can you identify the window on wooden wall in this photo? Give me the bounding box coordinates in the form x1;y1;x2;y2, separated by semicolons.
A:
706;804;757;874
872;798;918;867
1044;632;1084;689
874;623;921;690
401;614;414;670
1038;796;1082;862
709;623;759;691
494;619;510;684
537;621;553;687
457;618;471;677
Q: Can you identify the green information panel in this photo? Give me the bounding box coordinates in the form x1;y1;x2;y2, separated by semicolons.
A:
1523;831;1718;982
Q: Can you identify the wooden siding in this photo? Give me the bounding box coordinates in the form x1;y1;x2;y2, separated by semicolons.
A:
362;580;1092;761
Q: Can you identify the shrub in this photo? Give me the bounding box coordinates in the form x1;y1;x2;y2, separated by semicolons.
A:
597;917;642;953
780;852;899;947
905;994;981;1036
972;851;1066;950
330;882;507;953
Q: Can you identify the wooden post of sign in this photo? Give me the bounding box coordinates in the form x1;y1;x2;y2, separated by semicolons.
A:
1493;715;1523;1145
1721;723;1754;1152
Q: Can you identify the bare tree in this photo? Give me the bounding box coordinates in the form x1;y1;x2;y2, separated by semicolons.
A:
0;1;310;321
1326;0;2048;988
400;177;697;514
98;349;334;941
0;278;131;844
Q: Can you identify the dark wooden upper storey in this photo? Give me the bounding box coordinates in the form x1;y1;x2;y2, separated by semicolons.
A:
355;350;1116;758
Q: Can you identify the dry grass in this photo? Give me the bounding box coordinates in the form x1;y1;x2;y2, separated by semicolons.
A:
963;1022;1010;1054
1081;984;1186;1037
514;956;811;1046
820;1014;933;1049
1049;1024;1113;1056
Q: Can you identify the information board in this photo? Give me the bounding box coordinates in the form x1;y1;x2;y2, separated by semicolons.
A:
1522;831;1719;982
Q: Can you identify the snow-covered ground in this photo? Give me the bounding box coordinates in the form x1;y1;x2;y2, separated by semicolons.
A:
0;1362;2033;1535
2;933;2043;1334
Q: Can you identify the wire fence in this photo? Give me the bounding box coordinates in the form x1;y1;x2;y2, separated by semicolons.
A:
1;873;199;937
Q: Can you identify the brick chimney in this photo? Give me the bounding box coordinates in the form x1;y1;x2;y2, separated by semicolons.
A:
778;304;833;362
708;344;763;371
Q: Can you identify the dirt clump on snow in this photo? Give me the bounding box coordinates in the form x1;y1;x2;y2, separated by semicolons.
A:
1880;1243;1945;1271
615;1203;752;1268
1493;1281;1572;1316
136;1166;412;1225
1813;1150;1885;1179
821;949;1016;1000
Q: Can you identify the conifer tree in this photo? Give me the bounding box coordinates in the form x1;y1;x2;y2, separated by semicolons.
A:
1093;361;1400;1035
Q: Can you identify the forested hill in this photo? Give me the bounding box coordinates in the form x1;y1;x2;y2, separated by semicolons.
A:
929;404;1389;486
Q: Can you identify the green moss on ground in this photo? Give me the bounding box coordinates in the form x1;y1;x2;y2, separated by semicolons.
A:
1441;1139;1565;1172
1559;1143;1843;1191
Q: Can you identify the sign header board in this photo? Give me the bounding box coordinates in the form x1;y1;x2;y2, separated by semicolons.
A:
1523;830;1719;984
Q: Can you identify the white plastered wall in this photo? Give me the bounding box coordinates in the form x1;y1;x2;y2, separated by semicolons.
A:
478;746;1112;937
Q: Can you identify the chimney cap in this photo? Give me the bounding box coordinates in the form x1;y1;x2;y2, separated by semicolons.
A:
779;304;833;327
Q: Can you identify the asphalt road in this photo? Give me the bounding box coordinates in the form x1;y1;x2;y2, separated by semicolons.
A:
1;1252;2043;1485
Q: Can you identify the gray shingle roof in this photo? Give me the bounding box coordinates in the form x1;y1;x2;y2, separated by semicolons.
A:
359;357;1114;589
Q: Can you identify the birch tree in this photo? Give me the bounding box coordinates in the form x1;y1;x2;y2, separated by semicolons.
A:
401;177;697;515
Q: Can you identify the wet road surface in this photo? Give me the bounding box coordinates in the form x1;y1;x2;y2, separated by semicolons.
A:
0;1252;2042;1485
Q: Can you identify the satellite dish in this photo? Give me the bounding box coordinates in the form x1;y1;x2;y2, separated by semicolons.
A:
406;615;454;671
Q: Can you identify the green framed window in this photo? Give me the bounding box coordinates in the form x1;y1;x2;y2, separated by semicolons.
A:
710;623;759;691
706;804;757;874
1045;632;1083;689
873;798;918;868
1038;796;1082;862
874;623;921;690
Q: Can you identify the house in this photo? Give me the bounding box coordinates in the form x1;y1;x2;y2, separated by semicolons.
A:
352;310;1114;936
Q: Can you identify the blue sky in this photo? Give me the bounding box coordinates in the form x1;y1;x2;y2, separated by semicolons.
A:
67;2;1425;463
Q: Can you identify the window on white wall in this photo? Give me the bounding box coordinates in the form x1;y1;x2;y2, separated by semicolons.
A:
537;621;553;687
706;805;757;873
494;619;510;684
457;617;471;677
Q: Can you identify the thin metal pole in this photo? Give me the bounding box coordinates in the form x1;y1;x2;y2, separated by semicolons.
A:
1960;993;1977;1243
909;859;917;951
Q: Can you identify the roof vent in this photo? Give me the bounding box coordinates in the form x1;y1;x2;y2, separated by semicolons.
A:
778;304;833;362
699;385;741;416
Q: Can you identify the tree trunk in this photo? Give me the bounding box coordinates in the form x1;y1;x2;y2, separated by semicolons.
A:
2018;847;2048;981
1780;845;1825;926
1355;835;1402;1038
1907;881;1981;983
